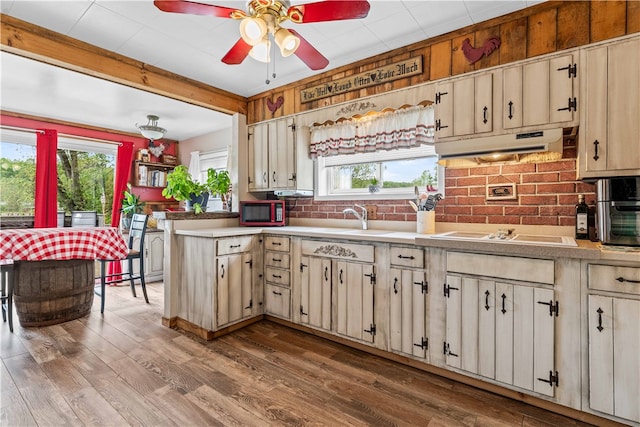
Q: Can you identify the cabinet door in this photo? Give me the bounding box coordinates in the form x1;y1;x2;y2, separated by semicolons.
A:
389;269;428;358
590;295;640;422
301;256;331;331
460;277;479;374
434;82;453;138
146;233;164;280
607;39;640;173
581;45;608;174
495;282;514;385
445;275;462;369
475;73;493;134
216;253;252;326
549;54;576;124
453;78;475;136
336;261;374;343
265;284;290;319
249;123;269;190
532;287;555;397
477;280;495;379
503;65;522;129
268;118;295;189
522;60;550;126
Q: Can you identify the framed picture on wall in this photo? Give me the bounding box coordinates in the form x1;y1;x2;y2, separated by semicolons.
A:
486;183;517;200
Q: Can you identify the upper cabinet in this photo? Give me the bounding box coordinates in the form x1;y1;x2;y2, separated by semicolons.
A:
434;72;494;139
247;117;313;193
578;35;640;179
502;53;578;130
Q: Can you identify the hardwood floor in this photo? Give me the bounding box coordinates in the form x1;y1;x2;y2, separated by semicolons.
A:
0;281;613;426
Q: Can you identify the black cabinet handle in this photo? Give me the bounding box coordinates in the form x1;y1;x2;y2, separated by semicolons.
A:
397;255;415;260
508;101;514;120
339;269;343;284
272;171;277;183
271;274;282;279
482;106;488;124
393;277;398;294
272;258;282;263
271;242;282;246
484;290;490;311
616;276;640;284
230;244;241;248
501;293;507;314
593;140;600;161
220;264;225;279
272;290;282;296
597;307;604;332
324;266;328;282
263;172;267;183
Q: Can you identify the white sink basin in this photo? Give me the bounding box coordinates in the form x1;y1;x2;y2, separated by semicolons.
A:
429;231;577;247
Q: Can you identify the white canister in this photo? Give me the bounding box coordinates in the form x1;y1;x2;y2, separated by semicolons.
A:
416;210;435;234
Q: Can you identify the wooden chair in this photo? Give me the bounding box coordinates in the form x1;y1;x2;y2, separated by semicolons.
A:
95;214;149;314
1;259;14;332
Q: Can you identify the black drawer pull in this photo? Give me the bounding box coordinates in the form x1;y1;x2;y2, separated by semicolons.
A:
272;258;282;262
271;242;282;246
230;244;241;248
271;274;282;279
272;290;282;296
397;255;415;260
616;276;640;284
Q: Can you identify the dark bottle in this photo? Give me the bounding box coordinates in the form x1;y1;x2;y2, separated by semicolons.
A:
575;194;588;239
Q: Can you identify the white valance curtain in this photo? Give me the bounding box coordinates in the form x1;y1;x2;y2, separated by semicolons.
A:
309;104;435;158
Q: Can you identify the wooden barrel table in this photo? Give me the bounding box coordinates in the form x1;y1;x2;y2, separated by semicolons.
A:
13;259;94;327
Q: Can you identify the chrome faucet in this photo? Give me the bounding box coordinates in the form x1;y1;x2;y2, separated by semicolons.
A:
343;204;368;230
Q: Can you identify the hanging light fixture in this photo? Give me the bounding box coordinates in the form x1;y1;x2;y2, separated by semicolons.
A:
249;37;271;62
136;115;166;141
274;27;299;57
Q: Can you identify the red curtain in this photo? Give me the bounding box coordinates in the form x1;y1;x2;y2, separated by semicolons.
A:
108;141;134;277
34;129;58;227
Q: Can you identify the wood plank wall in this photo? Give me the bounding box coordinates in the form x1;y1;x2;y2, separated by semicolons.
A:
247;0;640;124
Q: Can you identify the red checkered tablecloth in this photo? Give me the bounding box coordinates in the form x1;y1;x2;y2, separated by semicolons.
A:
0;227;129;261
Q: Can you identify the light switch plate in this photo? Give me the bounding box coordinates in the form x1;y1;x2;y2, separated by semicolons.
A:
365;205;378;220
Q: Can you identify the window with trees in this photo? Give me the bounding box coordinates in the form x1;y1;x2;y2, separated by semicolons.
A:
0;129;116;223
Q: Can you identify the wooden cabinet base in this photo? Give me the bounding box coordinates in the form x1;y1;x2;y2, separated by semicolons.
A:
162;315;263;341
264;316;627;427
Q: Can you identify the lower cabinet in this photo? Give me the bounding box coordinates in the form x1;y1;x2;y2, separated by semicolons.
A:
389;245;428;359
123;231;164;283
265;283;290;318
587;263;640;424
215;236;256;328
299;240;376;344
444;252;557;397
263;235;291;319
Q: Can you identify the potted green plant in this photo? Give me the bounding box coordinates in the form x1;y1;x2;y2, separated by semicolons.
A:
121;183;145;229
368;177;380;193
205;169;232;210
162;165;208;213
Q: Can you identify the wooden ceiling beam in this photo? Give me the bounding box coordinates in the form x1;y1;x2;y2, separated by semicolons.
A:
0;14;248;116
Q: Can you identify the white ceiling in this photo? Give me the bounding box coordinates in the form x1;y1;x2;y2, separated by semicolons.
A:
0;0;543;141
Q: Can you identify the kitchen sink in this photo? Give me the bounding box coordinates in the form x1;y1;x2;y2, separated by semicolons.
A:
429;231;577;247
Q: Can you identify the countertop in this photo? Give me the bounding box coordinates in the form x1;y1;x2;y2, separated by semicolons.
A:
173;226;640;263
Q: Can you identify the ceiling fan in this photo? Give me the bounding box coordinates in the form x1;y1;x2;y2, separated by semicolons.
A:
154;0;371;70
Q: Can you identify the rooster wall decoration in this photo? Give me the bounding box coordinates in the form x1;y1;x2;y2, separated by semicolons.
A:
461;37;501;65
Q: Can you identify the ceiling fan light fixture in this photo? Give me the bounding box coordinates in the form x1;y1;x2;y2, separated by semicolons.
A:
274;27;299;57
249;38;271;62
239;16;268;45
136;114;166;141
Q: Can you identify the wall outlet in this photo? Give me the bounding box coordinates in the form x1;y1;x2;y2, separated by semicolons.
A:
365;205;378;220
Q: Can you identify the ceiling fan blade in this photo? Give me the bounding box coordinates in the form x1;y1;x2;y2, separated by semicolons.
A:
154;0;243;19
289;30;329;70
221;38;252;65
288;1;370;23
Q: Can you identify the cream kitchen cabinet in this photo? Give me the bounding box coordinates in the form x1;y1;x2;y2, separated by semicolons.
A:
502;52;578;130
579;35;640;178
247;116;313;193
389;246;429;359
264;235;291;319
586;263;640;424
123;231;164;283
434;72;493;139
299;239;376;344
444;252;557;397
215;236;256;327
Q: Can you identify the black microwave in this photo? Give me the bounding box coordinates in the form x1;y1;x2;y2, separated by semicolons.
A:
239;200;286;226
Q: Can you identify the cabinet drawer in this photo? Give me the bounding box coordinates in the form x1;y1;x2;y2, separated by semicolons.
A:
589;264;640;295
265;284;290;319
265;267;290;286
390;246;424;268
447;252;554;285
265;251;290;269
264;236;290;252
217;236;252;255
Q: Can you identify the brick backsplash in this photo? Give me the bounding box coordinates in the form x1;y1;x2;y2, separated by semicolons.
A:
288;152;596;226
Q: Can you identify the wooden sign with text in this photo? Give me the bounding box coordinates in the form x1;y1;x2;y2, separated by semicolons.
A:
300;56;423;103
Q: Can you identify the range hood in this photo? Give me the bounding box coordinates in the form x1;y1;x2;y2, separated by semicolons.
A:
436;128;563;161
274;189;313;197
